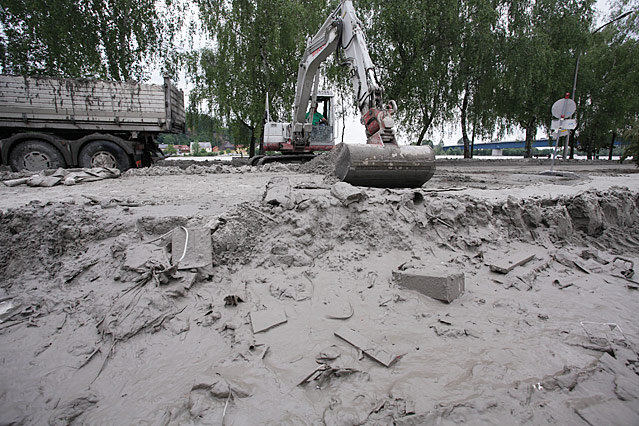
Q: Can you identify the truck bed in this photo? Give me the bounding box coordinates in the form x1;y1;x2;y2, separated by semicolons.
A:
0;75;185;134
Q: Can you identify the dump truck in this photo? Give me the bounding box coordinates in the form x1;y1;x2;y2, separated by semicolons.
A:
0;75;185;171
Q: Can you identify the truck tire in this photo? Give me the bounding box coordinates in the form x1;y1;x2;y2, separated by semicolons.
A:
9;140;66;172
79;141;132;171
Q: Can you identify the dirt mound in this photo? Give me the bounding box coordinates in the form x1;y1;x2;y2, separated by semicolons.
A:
0;200;127;280
124;164;251;176
154;159;227;169
207;186;639;268
298;151;336;176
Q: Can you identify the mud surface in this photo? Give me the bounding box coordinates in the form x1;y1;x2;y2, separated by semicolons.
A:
1;159;639;425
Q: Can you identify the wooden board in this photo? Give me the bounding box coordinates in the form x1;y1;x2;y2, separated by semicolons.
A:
0;75;185;133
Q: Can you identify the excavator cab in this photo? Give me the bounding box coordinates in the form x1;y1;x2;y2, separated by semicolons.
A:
308;91;336;150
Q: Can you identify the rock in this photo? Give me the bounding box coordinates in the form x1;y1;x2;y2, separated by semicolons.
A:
392;269;465;303
330;182;364;206
263;177;295;210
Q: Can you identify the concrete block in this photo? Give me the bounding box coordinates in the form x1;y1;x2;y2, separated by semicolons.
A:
330;182;364;206
392;269;465;303
263;176;294;209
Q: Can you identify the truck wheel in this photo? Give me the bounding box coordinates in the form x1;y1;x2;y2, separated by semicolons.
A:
79;141;131;171
9;140;66;172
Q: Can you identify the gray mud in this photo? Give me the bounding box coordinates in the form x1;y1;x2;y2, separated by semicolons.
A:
1;165;639;425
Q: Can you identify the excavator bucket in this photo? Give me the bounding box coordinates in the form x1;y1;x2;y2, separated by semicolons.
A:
333;143;436;188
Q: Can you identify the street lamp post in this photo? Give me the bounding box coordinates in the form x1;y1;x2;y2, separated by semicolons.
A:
564;10;633;159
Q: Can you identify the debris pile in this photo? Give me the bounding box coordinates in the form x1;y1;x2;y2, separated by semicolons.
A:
1;167;120;187
124;164;251;176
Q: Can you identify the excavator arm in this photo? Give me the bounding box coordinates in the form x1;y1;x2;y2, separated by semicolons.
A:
292;1;395;146
292;0;435;188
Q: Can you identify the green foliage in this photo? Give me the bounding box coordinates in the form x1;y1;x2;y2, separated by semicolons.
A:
432;141;446;155
358;0;461;143
187;0;333;155
165;144;178;155
454;0;505;157
191;141;201;156
446;147;464;155
622;119;639;166
187;111;229;146
576;17;639;157
0;0;184;80
497;0;595;157
158;133;191;146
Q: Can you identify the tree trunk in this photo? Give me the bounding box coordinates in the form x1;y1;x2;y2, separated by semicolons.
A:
259;125;265;155
524;118;535;158
470;120;476;159
417;108;434;145
569;130;575;159
239;119;256;157
587;136;593;160
417;126;428;146
608;131;616;160
249;132;256;158
460;84;470;158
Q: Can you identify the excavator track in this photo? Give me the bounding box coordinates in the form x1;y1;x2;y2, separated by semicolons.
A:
333;143;436;188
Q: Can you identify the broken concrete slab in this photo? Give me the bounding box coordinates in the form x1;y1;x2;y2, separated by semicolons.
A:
334;326;401;367
123;244;171;272
575;400;639;426
392;269;465;303
263;176;295;210
250;309;287;333
552;251;591;274
330;182;365;206
489;253;535;274
171;227;212;270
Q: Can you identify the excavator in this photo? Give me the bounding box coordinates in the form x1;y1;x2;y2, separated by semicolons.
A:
250;0;435;188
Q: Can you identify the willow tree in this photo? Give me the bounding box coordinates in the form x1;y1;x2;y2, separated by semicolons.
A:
574;2;639;159
357;0;462;145
577;30;639;158
498;0;595;157
453;0;505;157
189;0;332;157
0;0;183;80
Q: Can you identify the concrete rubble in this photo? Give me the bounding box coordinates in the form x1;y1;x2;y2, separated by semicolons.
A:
2;167;120;187
330;181;365;205
392;268;465;303
0;157;639;425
